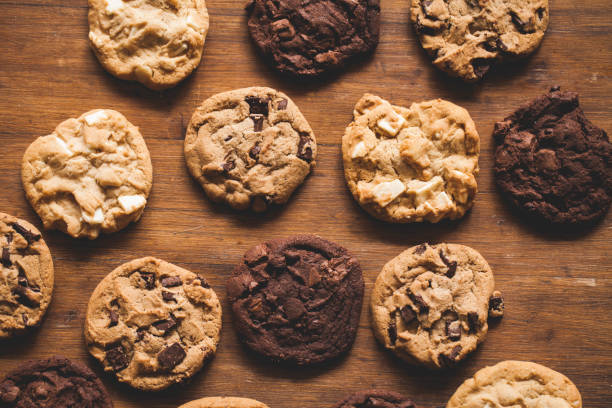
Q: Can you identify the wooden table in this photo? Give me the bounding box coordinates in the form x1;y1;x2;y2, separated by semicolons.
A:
1;1;610;407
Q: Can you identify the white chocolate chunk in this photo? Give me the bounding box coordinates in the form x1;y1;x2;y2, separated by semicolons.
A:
82;208;104;225
371;180;406;207
186;14;199;30
351;141;368;159
118;195;146;213
105;0;124;13
433;191;453;208
377;112;406;137
84;110;109;126
52;136;73;156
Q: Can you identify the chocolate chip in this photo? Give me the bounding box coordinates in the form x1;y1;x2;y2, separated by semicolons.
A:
251;115;264;132
140;272;155;289
277;98;288;110
413;243;427;255
489;292;504;318
11;223;41;244
6;233;13;244
472;58;491;79
136;327;146;342
157;342;186;370
399;305;416;324
439;250;457;278
249;143;261;159
105;344;129;371
438;345;462;366
408;292;429;313
12;286;39;308
196;275;211;288
297;135;313;162
510;11;533;33
537;7;545;20
1;247;11;267
467;312;480;333
245;96;269;116
161;276;182;287
222;160;235;173
224;135;233;142
162;291;175;301
153;317;177;334
388;317;397;346
446;320;461;341
109;310;119;327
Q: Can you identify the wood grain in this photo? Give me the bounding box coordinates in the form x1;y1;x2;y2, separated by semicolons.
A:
0;0;611;407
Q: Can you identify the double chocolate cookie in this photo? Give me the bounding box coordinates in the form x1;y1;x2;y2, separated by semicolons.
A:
494;87;612;224
0;213;54;339
227;235;364;365
246;0;380;77
84;257;222;391
333;390;417;408
0;356;113;407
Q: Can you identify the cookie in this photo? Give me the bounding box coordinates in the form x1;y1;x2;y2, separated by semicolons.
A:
179;397;270;408
226;235;364;365
0;356;113;407
494;87;612;225
88;0;209;90
371;243;504;369
333;390;418;408
0;213;54;339
410;0;549;81
342;94;480;223
84;257;222;391
22;109;153;239
447;360;582;408
184;87;317;212
246;0;380;77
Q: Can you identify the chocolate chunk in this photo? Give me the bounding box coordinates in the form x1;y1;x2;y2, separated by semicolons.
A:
297;135;314;162
467;312;480;333
161;276;182;287
439;250;457;278
388;317;397;346
446;320;461;341
1;247;11;267
162;291;175;301
196;275;211;288
136;327;146;342
510;11;534;34
413;243;427;255
245;96;269;116
249;143;262;159
277;98;288;110
105;345;129;372
139;272;156;289
157;343;186;370
6;232;13;244
408;292;429;313
224;135;233;142
399;305;416;324
11;223;41;244
12;286;39;308
222;160;236;173
251;115;264;132
153;317;177;334
489;292;504;318
471;58;491;79
438;345;462;366
108;310;119;327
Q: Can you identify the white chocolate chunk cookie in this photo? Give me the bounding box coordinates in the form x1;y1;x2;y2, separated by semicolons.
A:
342;94;479;223
179;397;270;408
447;360;582;408
0;213;54;339
21;109;153;239
371;243;504;369
88;0;209;90
184;87;317;212
85;257;222;391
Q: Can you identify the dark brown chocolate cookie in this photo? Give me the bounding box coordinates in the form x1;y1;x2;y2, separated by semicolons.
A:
333;390;417;408
227;235;364;365
246;0;380;77
0;356;113;407
494;87;612;224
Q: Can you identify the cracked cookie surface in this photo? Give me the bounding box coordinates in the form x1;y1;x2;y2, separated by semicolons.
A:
246;0;380;77
333;390;418;408
84;257;221;391
494;87;612;225
179;397;270;408
22;109;153;240
370;243;503;369
447;360;582;408
342;93;479;223
0;356;113;408
184;87;317;212
0;213;54;339
226;235;363;365
410;0;549;81
88;0;209;90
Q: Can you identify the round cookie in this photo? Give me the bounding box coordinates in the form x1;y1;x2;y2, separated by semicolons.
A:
446;360;582;408
0;356;113;407
342;93;480;223
226;235;364;365
179;397;269;408
22;109;153;239
84;257;221;391
494;87;612;224
0;213;54;339
370;243;504;369
88;0;209;90
184;87;317;212
410;0;549;81
246;0;380;77
333;390;418;408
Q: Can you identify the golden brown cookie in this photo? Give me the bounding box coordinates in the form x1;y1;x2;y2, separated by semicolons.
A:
179;397;269;408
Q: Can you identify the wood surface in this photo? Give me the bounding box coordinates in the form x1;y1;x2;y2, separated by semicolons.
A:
1;0;611;407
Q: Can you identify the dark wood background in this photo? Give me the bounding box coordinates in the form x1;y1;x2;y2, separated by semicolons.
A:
1;0;610;407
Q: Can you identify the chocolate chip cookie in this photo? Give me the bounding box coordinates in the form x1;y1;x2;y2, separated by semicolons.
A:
343;94;480;223
88;0;209;90
227;235;364;365
246;0;380;77
0;213;54;339
22;109;153;239
333;390;418;408
184;87;317;211
84;257;222;391
447;360;582;408
179;397;270;408
0;356;113;407
410;0;549;81
494;87;612;225
371;243;504;369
